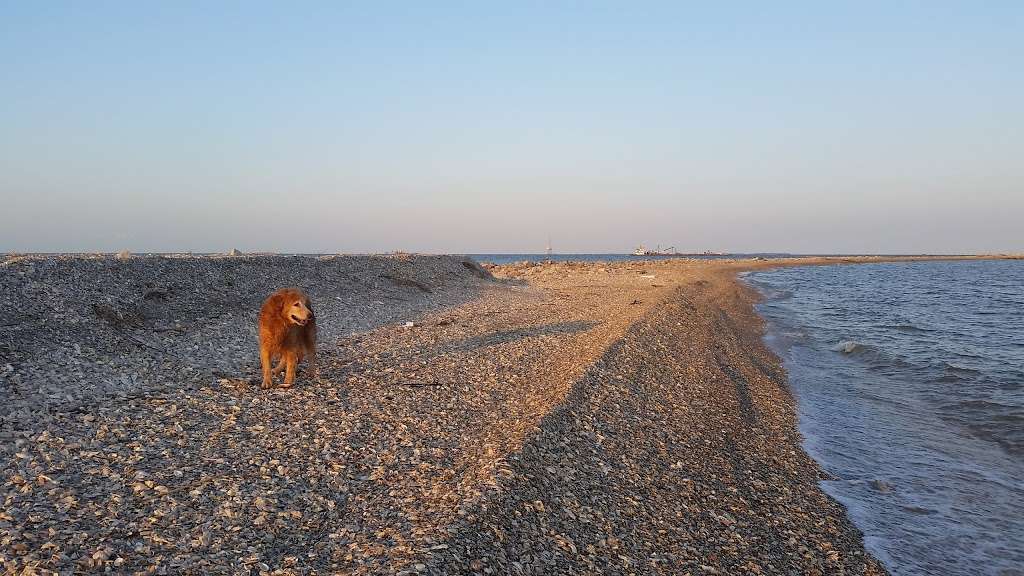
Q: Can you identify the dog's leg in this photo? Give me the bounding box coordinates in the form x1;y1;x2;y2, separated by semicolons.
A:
282;354;297;388
272;359;286;376
304;324;318;379
307;348;318;379
260;346;273;389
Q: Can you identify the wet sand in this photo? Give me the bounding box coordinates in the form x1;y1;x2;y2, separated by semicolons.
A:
0;254;1007;574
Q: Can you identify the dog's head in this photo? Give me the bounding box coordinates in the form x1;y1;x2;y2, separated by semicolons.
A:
281;290;314;327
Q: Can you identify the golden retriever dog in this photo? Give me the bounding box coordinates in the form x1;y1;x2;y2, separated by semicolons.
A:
258;287;317;389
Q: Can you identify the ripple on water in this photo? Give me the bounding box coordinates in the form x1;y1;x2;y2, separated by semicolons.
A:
748;260;1024;576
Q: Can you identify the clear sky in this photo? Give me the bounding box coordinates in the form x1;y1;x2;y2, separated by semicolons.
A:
1;2;1021;254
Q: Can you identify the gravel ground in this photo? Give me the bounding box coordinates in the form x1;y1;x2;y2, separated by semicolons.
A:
0;254;907;575
432;264;887;576
0;253;490;435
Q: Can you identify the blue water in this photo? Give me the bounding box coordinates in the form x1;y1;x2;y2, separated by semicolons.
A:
746;260;1024;576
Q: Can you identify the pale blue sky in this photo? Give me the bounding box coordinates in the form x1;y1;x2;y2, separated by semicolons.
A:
1;2;1021;253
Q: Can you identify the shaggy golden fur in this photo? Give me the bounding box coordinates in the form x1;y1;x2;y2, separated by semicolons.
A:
258;287;317;389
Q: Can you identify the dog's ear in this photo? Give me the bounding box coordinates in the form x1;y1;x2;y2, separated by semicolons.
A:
270;292;284;313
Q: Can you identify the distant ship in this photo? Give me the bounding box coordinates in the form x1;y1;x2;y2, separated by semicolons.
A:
633;244;672;256
633;245;724;256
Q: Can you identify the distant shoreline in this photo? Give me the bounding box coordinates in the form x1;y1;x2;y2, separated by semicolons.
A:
4;251;1020;268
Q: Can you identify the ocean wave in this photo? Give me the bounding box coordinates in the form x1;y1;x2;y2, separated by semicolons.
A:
833;340;961;377
948;398;1019;412
832;341;899;366
833;340;895;367
761;287;794;301
751;260;1024;575
939;400;1024;453
835;340;863;354
879;323;933;333
943;362;981;375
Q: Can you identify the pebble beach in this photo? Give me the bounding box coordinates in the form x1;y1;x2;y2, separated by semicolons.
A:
3;252;992;575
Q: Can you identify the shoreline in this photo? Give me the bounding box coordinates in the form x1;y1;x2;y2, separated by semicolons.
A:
2;253;1004;573
740;258;1024;576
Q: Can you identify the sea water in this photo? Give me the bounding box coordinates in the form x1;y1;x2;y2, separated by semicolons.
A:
746;260;1024;575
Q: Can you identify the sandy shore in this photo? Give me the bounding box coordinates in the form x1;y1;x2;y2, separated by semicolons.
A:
0;253;1007;574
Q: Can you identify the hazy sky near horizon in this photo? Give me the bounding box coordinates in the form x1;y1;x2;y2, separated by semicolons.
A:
1;2;1021;254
